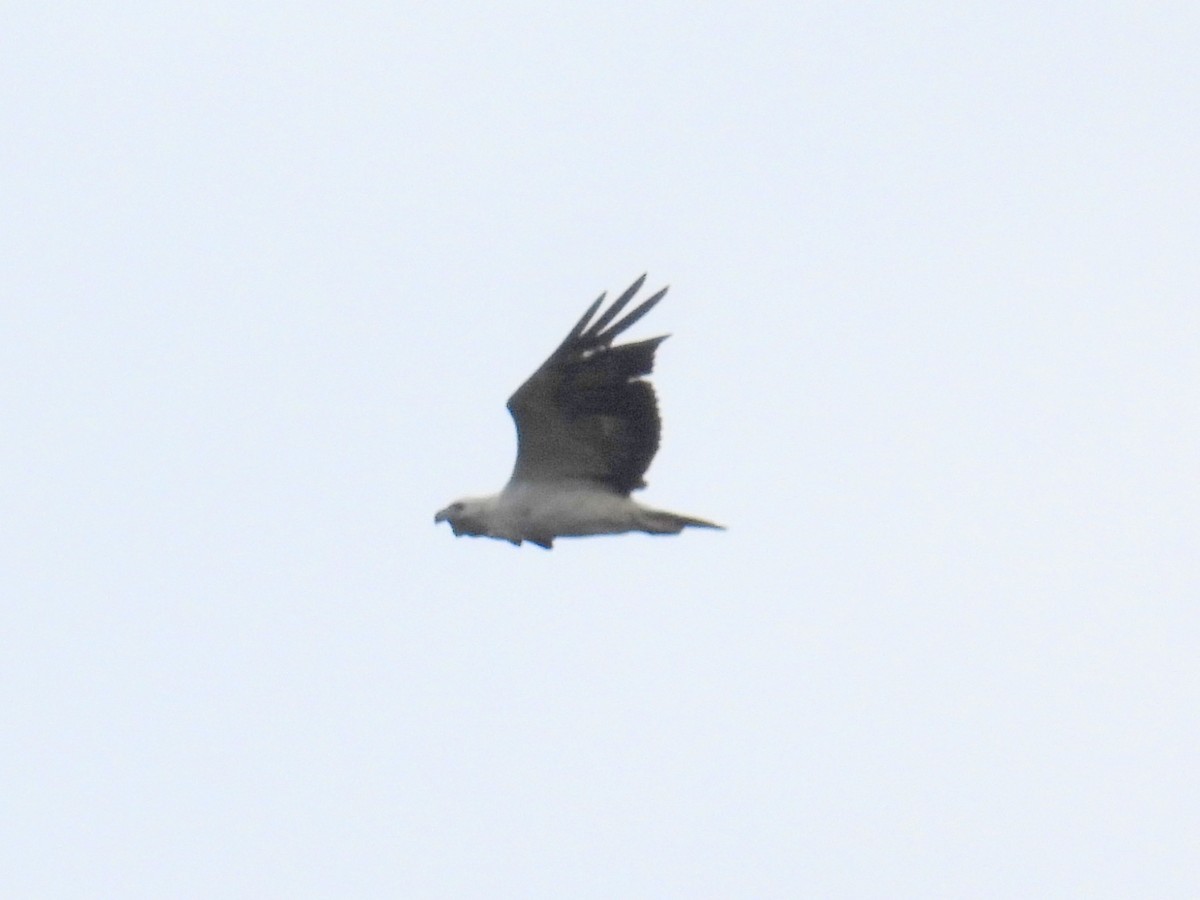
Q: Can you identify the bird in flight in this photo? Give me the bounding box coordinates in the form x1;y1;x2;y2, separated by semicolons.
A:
435;275;723;549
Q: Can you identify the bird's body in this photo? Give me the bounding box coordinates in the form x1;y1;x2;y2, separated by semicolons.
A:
435;275;722;550
438;482;718;550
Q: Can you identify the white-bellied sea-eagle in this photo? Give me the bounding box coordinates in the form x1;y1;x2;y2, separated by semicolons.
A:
434;275;723;549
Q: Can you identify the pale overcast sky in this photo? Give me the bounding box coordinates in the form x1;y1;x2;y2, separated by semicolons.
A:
4;3;1198;897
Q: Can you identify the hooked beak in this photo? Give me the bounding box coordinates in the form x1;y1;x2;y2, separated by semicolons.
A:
434;507;450;524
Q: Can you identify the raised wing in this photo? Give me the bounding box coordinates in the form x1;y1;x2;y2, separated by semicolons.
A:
506;275;669;495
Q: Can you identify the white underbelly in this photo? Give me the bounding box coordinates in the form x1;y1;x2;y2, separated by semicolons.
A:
502;484;639;538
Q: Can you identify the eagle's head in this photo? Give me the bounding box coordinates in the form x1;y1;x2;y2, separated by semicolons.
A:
433;498;492;537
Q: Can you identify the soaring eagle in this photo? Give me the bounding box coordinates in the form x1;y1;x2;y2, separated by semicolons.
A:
434;275;723;549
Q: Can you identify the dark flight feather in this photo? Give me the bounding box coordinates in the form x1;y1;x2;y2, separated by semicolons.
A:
507;275;671;495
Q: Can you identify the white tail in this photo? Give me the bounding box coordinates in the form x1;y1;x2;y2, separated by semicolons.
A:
638;508;725;535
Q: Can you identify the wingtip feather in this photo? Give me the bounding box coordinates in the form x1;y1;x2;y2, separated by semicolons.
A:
561;292;606;346
581;274;649;342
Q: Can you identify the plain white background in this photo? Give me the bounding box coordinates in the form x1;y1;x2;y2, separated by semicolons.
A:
4;3;1197;896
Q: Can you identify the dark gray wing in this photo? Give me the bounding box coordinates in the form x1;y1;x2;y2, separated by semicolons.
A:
506;275;669;495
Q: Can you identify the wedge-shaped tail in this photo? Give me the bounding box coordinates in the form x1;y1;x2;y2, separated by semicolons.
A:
637;508;726;535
